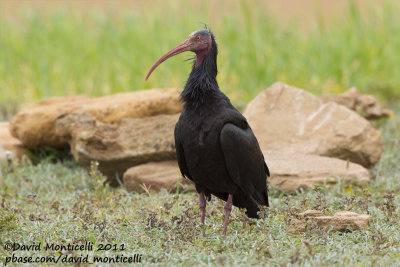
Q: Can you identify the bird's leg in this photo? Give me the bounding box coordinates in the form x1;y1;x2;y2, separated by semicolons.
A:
199;192;206;236
199;191;206;224
222;194;233;235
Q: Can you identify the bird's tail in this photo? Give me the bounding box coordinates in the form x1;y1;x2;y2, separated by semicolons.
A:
239;191;268;219
252;188;269;207
245;202;260;218
261;188;269;207
247;189;269;218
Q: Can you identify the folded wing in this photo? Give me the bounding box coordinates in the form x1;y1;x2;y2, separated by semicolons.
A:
220;123;269;207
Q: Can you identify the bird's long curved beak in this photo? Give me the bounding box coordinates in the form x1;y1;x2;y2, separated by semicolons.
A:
145;40;190;81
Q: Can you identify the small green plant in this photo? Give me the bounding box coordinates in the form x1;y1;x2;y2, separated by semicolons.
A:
0;208;18;233
89;161;113;204
381;193;397;222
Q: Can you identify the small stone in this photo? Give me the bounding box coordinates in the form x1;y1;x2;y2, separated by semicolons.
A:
0;122;27;162
299;210;324;218
287;209;371;233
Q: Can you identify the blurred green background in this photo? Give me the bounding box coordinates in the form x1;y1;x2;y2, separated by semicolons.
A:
1;0;399;117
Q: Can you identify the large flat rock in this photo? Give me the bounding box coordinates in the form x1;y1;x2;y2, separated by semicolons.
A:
244;82;383;168
264;150;370;191
10;88;182;148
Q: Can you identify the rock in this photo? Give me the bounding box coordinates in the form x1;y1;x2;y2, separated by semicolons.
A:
265;150;371;190
0;122;27;161
321;87;393;120
287;209;371;233
264;150;370;191
55;112;179;185
299;210;324;217
315;211;372;230
244;82;383;168
123;161;191;192
10;88;182;148
10;95;92;148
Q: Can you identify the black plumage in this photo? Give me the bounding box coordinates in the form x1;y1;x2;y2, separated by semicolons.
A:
146;28;269;235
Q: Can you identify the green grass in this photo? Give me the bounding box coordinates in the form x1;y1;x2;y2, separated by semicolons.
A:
0;109;399;266
1;0;400;115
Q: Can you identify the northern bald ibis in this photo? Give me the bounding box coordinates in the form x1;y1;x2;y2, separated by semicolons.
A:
146;28;269;235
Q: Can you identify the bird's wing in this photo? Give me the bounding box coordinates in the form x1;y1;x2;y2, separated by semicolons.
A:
174;123;190;179
220;122;269;206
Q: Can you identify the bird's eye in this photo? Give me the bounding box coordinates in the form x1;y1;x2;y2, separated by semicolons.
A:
196;36;201;41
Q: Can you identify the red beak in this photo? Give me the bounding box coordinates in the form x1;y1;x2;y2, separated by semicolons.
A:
145;40;191;81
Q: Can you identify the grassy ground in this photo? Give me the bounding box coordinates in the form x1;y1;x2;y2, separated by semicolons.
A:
0;107;400;266
0;113;399;266
1;0;400;114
